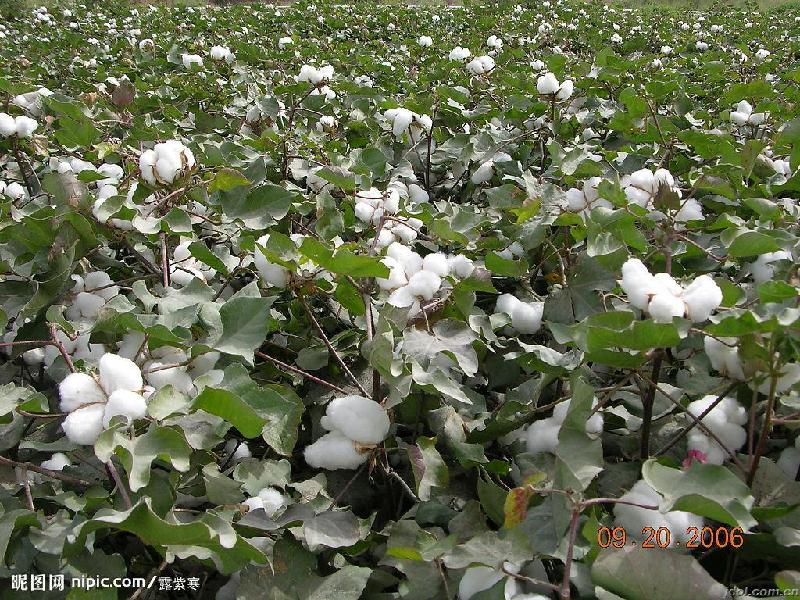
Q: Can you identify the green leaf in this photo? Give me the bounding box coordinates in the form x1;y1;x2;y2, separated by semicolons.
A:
215;295;273;363
484;252;528;277
407;437;448;501
188;241;230;275
316;168;357;191
727;231;781;258
209;168;250;192
758;281;798;304
591;546;729;600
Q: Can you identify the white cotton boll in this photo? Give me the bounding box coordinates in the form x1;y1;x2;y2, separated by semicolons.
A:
210;45;231;61
620;258;657;310
4;182;26;200
155;152;182;184
98;353;143;396
556;79;574;101
70;291;106;319
256;487;287;516
510;301;544;334
686;396;747;462
62;404;106;445
526;418;561;454
377;257;408;291
647;293;685;323
628;168;656;193
354;202;375;223
384;190;400;214
376;229;397;248
102;390;147;427
325;395;391;444
182;53;203;69
407;270;442;301
0;113;16;137
388;108;414;137
388;285;417;308
408;183;429;204
23;347;45;366
278;36;293;47
391;224;417;244
138;150;158;186
496;294;520;315
458;565;518;600
387;242;423;276
688;431;726;465
704;337;744;380
422;253;449;277
652;272;682;297
682;275;722;322
14;116;38;138
304;430;368;470
675;198;703;223
537;72;560;95
778;446;800;479
448;255;474;279
471;161;495;184
418;35;433;47
614;480;703;546
449;46;471;61
40;453;71;471
59;373;106;412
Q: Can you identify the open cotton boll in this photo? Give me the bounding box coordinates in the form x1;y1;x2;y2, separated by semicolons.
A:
62;404;106;445
466;55;495;75
682;275;722;322
102;390;147;427
387;242;423;276
182;53;203;69
406;270;442;301
495;293;521;315
324;395;391;444
422;253;449;277
40;453;71;471
704;337;744;380
385;108;415;137
83;271;119;301
647;292;685;323
377;257;408;291
98;353;143;396
304;430;368;470
675;198;704;223
620;258;657;310
471;160;495;184
418;35;433;47
686;396;746;464
143;361;194;394
449;46;472;61
526;417;561;454
687;431;725;465
210;45;233;61
458;564;518;600
448;255;475;279
232;442;251;460
244;487;287;517
14;116;38;138
67;291;106;319
0;113;16;137
59;372;106;412
556;79;574;101
614;480;703;546
510;301;544;334
537;72;560;95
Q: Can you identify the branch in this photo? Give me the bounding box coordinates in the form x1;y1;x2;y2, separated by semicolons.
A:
255;350;347;394
0;455;93;486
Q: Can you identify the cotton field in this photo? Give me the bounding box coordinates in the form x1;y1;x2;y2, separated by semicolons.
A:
1;0;800;597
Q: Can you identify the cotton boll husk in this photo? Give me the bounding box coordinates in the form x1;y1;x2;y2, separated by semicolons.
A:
495;294;520;315
40;453;71;471
614;480;703;546
325;395;391;444
59;372;106;412
62;404;106;445
647;292;685;323
304;431;368;470
102;390;147;427
510;301;543;334
703;337;744;380
458;565;518;600
422;253;449;277
526;417;561;455
777;446;800;479
682;275;722;322
98;353;143;395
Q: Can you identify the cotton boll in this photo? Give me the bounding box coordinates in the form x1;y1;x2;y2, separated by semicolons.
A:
387;242;423;275
675;198;704;223
422;253;449;277
537;72;560;95
495;294;520;315
59;373;106;412
471;161;495;184
14;116;38;138
704;337;744;380
510;301;543;334
62;404;106;445
556;79;574;101
652;272;682;297
354;201;376;223
407;270;442;301
391;224;417;244
83;271;119;301
751;251;790;284
0;113;16;137
687;431;725;465
143;361;194;394
210;45;231;61
614;480;703;546
246;487;287;517
387;108;414;137
647;292;685;322
102;390;147;427
682;275;722;322
98;353;143;396
449;46;471;61
232;442;251;460
620;258;657;310
448;255;474;279
70;291;106;319
377;257;408;291
138;150;158;186
526;417;561;455
325;395;391;444
40;453;71;471
458;565;518;600
304;431;368;470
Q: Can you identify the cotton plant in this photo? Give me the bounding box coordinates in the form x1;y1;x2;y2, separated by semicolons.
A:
524;398;603;454
296;64;334;85
304;395;390;470
614;480;704;546
684;395;747;465
383;107;432;141
466;55;495;75
563;177;611;216
58;353;150;445
620;258;722;323
730;100;766;127
494;294;545;335
620;168;681;211
448;46;471;61
536;72;573;101
704;336;745;380
138;140;196;186
418;35;433;47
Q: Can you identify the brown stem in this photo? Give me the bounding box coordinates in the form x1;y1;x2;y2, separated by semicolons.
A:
106;460;132;510
747;370;779;487
48;324;75;373
640;350;663;460
160;232;170;288
560;507;580;600
255;350;347;394
0;455;93;486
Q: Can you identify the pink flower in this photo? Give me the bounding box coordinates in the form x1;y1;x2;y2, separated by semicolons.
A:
683;449;707;468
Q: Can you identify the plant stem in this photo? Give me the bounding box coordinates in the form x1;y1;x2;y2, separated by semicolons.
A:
747;370;779;487
640;350;663;460
106;460;132;510
255;350;347;394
